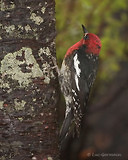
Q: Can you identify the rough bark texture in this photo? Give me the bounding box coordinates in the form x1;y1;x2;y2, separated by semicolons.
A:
0;0;59;160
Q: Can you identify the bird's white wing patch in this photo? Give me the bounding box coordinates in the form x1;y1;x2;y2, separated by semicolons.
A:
73;54;81;91
65;95;72;117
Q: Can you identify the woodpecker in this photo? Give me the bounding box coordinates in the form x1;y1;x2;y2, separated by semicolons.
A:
59;25;101;146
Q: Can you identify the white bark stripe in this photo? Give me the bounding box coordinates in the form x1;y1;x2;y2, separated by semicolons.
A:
73;54;81;91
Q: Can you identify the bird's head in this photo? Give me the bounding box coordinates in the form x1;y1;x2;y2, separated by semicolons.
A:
82;25;101;55
65;25;102;58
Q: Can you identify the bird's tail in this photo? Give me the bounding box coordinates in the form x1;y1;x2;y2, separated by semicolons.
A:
60;110;76;150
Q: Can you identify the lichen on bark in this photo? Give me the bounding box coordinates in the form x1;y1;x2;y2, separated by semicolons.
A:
0;0;59;159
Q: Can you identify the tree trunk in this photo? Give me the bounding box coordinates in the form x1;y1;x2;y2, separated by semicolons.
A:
0;0;59;160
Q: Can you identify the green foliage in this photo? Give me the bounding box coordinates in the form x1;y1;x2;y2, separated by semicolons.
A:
56;0;128;82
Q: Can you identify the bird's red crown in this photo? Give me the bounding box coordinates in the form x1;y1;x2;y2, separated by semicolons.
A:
65;25;101;57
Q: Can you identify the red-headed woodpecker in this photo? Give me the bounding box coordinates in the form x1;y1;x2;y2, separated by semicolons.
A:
59;25;101;147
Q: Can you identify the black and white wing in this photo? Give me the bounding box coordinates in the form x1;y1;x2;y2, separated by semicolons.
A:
59;48;99;143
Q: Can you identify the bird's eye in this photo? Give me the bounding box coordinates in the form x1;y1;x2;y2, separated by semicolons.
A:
97;45;101;49
84;34;89;40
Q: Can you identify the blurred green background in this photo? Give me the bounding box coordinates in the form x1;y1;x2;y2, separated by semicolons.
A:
55;1;128;158
56;0;127;89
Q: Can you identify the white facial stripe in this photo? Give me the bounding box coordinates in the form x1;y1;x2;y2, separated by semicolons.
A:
73;54;81;90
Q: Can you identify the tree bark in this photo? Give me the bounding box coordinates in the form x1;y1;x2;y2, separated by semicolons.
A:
0;0;59;160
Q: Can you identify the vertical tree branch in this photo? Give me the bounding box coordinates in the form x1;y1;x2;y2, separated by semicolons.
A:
0;0;59;159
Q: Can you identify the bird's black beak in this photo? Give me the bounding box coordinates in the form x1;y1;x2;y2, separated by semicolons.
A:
82;24;88;34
